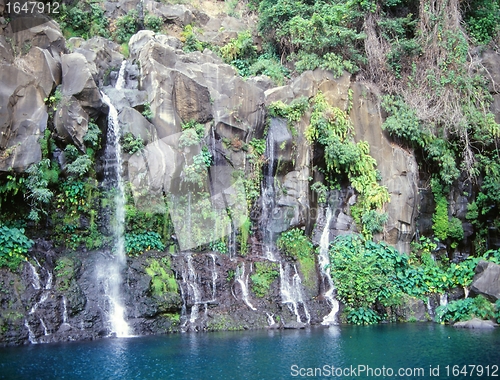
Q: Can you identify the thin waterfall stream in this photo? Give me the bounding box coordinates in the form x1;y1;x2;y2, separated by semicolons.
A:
318;206;339;325
99;60;130;337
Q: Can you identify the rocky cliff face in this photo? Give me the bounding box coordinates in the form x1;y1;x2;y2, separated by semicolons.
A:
1;5;499;345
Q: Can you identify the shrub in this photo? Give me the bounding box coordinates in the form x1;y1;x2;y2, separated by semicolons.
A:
346;306;381;325
250;261;279;298
113;10;140;44
125;231;165;255
0;225;33;270
144;14;163;32
65;155;92;177
463;0;500;44
435;295;496;323
329;234;405;312
121;132;144;154
145;257;178;295
277;228;313;260
220;31;256;63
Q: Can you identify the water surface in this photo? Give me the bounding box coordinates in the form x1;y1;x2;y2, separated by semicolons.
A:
0;324;498;379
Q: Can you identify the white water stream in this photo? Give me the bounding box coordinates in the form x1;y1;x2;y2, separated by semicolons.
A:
99;60;130;337
235;263;256;310
318;207;339;325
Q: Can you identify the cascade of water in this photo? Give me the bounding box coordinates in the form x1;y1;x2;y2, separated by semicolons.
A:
209;254;218;301
27;262;41;290
62;296;69;325
318;207;339;325
279;263;310;323
235;263;256;310
261;128;277;261
292;265;310;324
115;60;126;90
99;61;131;337
45;271;52;290
228;226;237;261
186;254;201;324
24;320;37;344
439;293;448;307
266;312;276;326
426;297;435;319
40;318;49;336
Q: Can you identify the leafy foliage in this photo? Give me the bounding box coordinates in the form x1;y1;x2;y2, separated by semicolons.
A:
145;257;178;295
463;0;500;44
435;295;497;323
306;93;390;237
277;228;316;288
0;226;33;270
277;228;313;260
250;261;279;298
329;234;405;313
121;132;144;154
113;10;140;44
57;0;109;39
257;0;367;74
125;231;166;256
220;31;256;63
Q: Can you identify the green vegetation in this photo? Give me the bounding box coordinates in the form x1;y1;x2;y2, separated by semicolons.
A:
125;232;166;256
329;234;500;324
250;261;279;298
121;133;144;154
0;226;33;270
145;257;177;295
277;228;316;288
257;0;367;75
435;295;499;324
305;93;390;237
54;256;77;291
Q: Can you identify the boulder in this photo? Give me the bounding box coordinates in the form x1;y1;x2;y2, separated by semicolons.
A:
11;21;65;57
172;71;212;124
54;96;88;152
470;261;500;301
481;49;500;94
118;107;157;144
15;46;61;98
72;37;124;88
350;82;418;253
0;35;14;63
146;3;194;26
61;53;102;112
0;66;46;172
453;318;498;329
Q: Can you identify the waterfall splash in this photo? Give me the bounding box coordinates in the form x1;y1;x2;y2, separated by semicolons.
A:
318;207;339;325
279;263;310;323
99;60;131;337
439;293;448;307
235;263;256;310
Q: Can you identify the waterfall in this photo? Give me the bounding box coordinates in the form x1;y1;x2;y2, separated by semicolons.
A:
24;259;56;342
62;296;69;325
24;320;37;344
186;255;201;324
439;293;448;307
209;254;218;301
318;207;339;325
235;263;256;310
40;318;49;336
27;262;41;290
99;60;131;337
261;127;277;261
279;263;310;323
266;312;276;326
115;60;126;90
